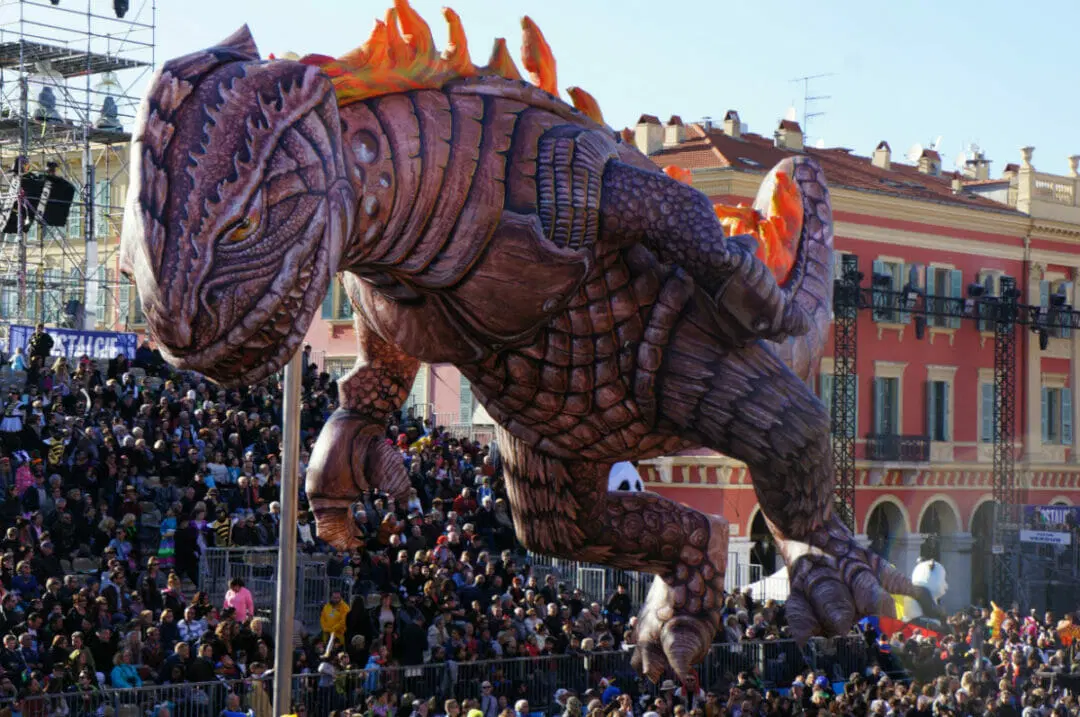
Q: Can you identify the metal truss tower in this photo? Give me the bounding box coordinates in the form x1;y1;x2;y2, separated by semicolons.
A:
992;277;1019;605
0;0;155;337
830;254;860;531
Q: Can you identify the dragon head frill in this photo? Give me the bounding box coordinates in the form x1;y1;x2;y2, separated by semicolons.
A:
120;26;353;386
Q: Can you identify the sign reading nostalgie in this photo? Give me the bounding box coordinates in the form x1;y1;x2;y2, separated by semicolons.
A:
7;324;137;360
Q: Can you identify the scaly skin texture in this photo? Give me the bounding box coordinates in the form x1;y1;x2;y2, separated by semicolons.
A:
123;20;939;681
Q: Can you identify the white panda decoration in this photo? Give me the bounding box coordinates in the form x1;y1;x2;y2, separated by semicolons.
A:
901;559;948;625
608;462;644;493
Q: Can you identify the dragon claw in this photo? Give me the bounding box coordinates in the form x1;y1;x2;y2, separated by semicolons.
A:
631;574;719;683
778;518;907;645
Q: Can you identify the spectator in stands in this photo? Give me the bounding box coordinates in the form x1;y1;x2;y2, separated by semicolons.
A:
222;578;254;623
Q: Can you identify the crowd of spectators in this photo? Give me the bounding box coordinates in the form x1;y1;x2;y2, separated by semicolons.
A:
3;325;1080;716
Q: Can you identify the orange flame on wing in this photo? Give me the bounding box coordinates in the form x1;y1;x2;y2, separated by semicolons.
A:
299;0;606;121
664;166;801;285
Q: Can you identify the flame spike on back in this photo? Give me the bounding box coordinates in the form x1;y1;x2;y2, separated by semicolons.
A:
520;16;557;95
441;8;473;73
567;87;603;124
298;2;605;124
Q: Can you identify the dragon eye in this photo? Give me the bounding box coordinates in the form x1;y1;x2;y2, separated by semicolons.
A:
225;217;254;243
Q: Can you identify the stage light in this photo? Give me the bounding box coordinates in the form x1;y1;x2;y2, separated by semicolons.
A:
967;283;986;298
1039;328;1050;351
114;0;129;18
914;314;926;340
871;272;893;288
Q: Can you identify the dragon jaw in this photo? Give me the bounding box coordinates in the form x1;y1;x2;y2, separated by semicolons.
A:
120;27;353;387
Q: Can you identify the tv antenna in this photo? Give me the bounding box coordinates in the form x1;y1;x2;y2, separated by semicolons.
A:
790;72;835;144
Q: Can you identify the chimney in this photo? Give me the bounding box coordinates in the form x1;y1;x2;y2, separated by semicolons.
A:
951;176;963;194
1002;163;1020;180
663;115;686;148
964;152;991;181
872;141;891;170
917;149;941;176
774;119;804;152
723;110;741;139
634;114;663;156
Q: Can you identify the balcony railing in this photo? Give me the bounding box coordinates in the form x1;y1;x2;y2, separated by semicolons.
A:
865;433;931;462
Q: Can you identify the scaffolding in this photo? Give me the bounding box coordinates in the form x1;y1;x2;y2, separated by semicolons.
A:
0;0;154;342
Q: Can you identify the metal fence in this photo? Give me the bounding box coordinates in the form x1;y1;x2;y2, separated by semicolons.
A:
526;553;785;610
0;638;869;716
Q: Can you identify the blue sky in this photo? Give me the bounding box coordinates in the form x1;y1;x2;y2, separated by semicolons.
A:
152;0;1077;177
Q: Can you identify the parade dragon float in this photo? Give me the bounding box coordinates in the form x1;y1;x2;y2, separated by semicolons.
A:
120;0;940;680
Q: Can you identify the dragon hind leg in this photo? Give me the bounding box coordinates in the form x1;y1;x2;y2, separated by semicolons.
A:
652;290;929;643
495;426;728;682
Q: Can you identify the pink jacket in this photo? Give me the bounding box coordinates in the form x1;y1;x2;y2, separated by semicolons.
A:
224;587;255;622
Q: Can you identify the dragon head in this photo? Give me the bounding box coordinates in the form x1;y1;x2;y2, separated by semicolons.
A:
120;26;353;387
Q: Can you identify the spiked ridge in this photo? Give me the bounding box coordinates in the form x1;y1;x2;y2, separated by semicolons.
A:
298;0;604;124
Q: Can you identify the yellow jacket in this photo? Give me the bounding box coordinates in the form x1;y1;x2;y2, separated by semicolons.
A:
320;601;350;642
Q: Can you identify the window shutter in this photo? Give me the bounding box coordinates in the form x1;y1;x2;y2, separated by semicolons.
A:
820;373;834;433
872;260;886;322
948;269;963;329
321;286;333;320
1063;388;1073;446
926;380;936;440
874;377;886;435
942;381;950;442
925;268;937;327
981;383;994;443
1062;282;1074;338
899;264;912;325
459;376;475;424
1042;387;1050;444
1040;280;1050;308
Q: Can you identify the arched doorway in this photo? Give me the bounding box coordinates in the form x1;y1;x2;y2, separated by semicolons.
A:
749;510;779;575
919;499;962;563
866;500;907;563
970;500;995;607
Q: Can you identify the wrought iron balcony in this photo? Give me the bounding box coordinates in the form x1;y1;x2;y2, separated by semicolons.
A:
865;434;931;462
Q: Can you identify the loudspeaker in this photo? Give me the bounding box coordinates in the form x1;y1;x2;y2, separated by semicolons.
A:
0;173;76;233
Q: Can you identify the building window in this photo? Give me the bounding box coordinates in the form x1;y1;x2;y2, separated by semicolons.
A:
926;379;950;441
873;376;900;435
404;365;430;420
925;266;962;329
459;375;474;424
980;382;994;443
321;278;353;321
872;259;909;324
324;358;352;380
1040;279;1073;339
1042;386;1073;445
818;372;858;438
975;271;1006;332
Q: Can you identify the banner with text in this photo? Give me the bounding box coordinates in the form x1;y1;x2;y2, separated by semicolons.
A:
1020;530;1072;546
1023;505;1080;529
8;324;137;361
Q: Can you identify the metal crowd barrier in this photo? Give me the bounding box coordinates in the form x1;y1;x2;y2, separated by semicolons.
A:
0;638;869;716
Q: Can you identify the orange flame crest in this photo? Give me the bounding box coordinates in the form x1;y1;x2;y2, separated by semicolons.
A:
298;0;604;124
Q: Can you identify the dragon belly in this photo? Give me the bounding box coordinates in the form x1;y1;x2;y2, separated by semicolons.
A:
463;244;689;463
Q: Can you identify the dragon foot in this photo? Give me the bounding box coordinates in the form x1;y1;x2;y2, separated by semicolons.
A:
630;523;728;682
777;516;943;644
305;409;411;551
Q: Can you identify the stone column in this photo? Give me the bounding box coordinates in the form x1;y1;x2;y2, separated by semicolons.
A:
727;536;755;592
937;532;976;613
890;534;926;580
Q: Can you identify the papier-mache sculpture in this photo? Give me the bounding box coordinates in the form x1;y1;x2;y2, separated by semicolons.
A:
119;0;940;679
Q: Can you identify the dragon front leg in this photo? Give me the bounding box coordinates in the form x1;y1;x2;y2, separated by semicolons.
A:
495;427;729;682
306;291;419;550
599;161;810;346
648;287;937;645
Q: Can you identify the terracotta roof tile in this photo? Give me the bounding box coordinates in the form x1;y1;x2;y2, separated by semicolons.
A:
667;115;683;126
637;114;661;125
649;125;1018;212
778;119;802;132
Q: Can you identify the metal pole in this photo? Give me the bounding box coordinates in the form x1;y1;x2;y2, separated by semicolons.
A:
272;352;302;717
